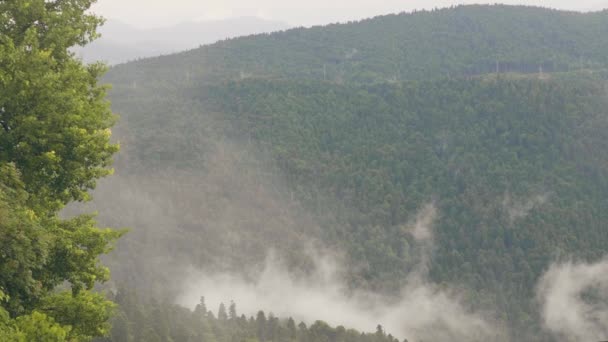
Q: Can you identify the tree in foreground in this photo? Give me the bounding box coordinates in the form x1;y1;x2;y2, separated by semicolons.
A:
0;0;122;340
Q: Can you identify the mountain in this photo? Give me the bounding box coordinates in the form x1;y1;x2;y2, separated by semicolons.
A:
107;4;608;86
75;17;290;65
89;5;608;341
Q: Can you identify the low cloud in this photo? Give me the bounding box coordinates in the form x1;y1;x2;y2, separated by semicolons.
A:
502;192;550;223
537;258;608;342
177;204;507;341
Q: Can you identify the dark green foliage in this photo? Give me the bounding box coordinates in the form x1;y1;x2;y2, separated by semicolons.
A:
201;76;608;332
97;4;608;341
105;73;608;339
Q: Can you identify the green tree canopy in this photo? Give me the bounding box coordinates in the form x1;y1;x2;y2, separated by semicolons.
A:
0;0;118;213
0;0;122;340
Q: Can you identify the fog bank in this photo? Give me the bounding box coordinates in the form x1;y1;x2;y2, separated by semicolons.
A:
177;204;507;341
537;258;608;341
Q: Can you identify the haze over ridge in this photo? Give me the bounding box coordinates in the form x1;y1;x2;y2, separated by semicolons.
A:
92;0;608;29
76;17;290;65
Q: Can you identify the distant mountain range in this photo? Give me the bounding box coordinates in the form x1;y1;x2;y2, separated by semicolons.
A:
75;17;290;65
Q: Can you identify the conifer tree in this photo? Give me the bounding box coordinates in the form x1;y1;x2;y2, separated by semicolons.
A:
194;297;207;318
218;303;228;321
228;301;237;320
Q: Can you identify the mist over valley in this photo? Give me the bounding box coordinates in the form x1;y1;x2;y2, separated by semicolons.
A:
2;1;608;341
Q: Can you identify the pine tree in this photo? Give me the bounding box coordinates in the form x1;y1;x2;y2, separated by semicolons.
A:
287;317;297;340
194;296;207;319
256;311;267;341
229;301;237;320
218;303;228;321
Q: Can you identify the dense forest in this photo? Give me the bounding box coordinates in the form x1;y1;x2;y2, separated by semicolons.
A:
98;5;608;342
3;1;608;342
205;74;608;328
107;5;608;85
101;73;608;341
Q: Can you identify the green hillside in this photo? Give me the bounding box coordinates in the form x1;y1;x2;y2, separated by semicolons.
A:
202;75;608;325
108;5;608;85
96;5;608;342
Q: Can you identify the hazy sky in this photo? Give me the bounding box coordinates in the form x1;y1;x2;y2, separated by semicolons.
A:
92;0;607;28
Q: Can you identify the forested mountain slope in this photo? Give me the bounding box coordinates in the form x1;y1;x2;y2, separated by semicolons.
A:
107;5;608;85
202;75;608;313
95;5;608;342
